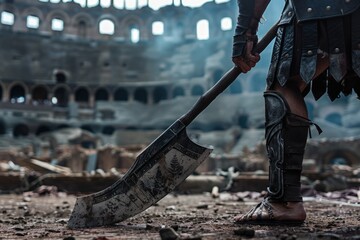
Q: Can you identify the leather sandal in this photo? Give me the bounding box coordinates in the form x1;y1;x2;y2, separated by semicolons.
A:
234;198;306;226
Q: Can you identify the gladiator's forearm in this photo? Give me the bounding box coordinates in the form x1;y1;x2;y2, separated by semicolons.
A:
235;0;271;35
233;0;270;57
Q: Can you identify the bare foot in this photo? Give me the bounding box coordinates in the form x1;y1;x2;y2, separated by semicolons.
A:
234;198;306;225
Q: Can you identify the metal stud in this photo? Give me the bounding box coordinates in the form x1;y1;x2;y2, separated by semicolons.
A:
307;50;313;56
345;0;351;3
326;6;331;10
334;48;340;53
307;8;312;13
287;11;292;17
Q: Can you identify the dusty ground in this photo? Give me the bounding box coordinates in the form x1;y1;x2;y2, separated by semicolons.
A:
0;189;360;240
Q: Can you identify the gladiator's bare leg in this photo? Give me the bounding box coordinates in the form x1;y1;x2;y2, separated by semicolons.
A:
234;57;329;225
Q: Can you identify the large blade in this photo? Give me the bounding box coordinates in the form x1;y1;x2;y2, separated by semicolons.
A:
68;120;212;228
68;20;279;229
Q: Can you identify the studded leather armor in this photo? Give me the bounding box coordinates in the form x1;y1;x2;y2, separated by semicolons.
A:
291;0;360;22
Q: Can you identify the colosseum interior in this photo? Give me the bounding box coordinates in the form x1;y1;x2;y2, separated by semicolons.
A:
1;0;360;172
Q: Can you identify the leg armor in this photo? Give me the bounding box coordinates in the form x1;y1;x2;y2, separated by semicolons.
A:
264;91;311;202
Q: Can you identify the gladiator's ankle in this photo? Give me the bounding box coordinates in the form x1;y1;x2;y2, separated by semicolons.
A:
234;198;306;225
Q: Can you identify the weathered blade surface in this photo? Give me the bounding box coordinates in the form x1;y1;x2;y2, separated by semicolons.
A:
67;120;212;228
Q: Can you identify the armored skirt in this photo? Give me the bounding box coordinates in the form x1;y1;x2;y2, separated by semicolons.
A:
266;0;360;101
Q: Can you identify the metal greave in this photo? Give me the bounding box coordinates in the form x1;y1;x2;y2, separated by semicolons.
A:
264;91;310;202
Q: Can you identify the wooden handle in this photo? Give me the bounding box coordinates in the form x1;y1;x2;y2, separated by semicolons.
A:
180;21;279;126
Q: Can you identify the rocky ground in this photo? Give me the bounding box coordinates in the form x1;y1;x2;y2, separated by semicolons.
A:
0;188;360;240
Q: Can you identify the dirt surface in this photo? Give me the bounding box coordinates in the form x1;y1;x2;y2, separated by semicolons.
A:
0;190;360;240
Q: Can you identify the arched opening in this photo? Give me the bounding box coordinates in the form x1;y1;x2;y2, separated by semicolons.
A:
1;11;14;26
196;19;209;40
51;18;64;32
32;86;48;104
78;20;87;37
152;21;164;36
53;87;69;107
172;86;185;98
95;88;109;101
102;125;115;135
153;86;167;103
13;124;30;137
81;125;95;133
134;88;148;104
36;125;51;136
325;112;342;126
221;17;232;31
0;120;6;135
130;26;140;43
114;88;128;101
191;85;204;96
10;85;26;104
57;124;70;130
75;87;90;103
26;15;40;29
55;72;67;83
99;19;115;35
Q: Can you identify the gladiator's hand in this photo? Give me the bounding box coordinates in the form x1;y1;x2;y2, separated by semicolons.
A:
232;34;260;73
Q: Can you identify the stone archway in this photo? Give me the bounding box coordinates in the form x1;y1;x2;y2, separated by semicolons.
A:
32;85;49;105
13;123;29;137
95;88;109;101
114;88;129;101
54;87;69;107
9;84;26;104
153;86;167;103
134;88;148;104
172;86;185;98
75;87;90;103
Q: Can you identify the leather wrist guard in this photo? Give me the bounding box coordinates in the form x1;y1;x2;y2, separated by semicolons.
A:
232;0;270;58
232;34;258;58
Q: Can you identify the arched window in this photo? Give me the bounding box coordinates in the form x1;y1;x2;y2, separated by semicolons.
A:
26;15;40;29
325;112;342;126
196;19;209;40
32;86;48;104
102;126;115;135
78;20;87;37
0;120;6;135
130;27;140;43
124;0;137;10
221;17;232;31
99;19;115;35
87;0;99;7
152;21;164;35
153;87;167;103
134;88;148;104
95;88;109;101
114;0;125;9
1;11;14;25
114;88;128;101
75;87;89;103
172;87;185;98
54;87;69;107
13;124;30;137
100;0;111;8
36;125;51;136
51;18;64;31
10;85;26;104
